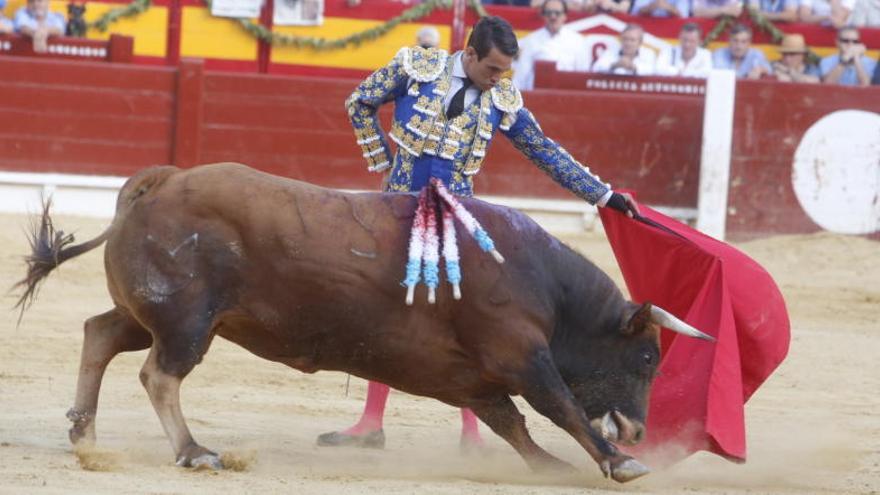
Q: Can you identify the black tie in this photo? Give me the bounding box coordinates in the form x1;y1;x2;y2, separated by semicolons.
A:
446;77;472;120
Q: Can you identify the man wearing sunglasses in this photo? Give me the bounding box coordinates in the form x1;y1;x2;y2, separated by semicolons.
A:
512;0;589;90
820;26;876;86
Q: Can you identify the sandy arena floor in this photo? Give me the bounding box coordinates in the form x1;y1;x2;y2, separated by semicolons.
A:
1;212;878;495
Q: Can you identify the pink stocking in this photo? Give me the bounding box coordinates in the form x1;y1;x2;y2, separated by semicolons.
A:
460;408;483;445
341;381;483;445
342;381;390;435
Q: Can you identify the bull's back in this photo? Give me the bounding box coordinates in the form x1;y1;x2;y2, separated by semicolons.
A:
108;163;419;325
111;163;568;311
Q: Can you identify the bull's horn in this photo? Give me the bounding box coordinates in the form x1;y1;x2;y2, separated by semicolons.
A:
650;306;715;341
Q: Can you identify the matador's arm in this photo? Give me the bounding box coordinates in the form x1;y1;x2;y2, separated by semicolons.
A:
502;108;612;205
344;50;411;172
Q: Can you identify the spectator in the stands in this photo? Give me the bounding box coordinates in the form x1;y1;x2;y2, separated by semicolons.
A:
630;0;690;17
514;0;589;90
593;0;633;13
711;23;771;79
656;23;713;78
492;0;532;6
416;25;440;49
530;0;632;13
692;0;743;18
849;0;880;26
0;0;13;34
820;26;876;86
754;0;798;22
13;0;66;53
798;0;854;28
769;34;821;83
529;0;579;11
592;23;657;75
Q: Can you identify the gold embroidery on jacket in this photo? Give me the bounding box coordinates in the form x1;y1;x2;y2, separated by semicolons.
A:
402;46;448;82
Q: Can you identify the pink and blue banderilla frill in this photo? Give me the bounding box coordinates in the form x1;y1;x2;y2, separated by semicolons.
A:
403;179;505;305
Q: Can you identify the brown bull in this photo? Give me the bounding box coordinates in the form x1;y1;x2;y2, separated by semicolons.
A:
16;163;712;483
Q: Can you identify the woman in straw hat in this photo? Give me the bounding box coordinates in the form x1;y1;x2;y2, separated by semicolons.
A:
771;33;821;83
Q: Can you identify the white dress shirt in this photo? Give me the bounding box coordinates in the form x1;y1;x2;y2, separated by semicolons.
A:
592;47;657;76
443;51;481;112
655;46;713;78
513;26;590;90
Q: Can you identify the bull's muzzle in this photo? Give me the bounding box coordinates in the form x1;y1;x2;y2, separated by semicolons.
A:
590;410;645;446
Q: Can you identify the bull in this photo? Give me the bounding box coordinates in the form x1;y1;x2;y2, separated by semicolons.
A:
15;163;712;483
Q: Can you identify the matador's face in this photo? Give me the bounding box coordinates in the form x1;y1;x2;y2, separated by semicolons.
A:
463;46;513;92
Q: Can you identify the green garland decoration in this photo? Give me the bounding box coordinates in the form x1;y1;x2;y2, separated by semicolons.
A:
232;0;449;49
745;5;784;43
469;0;488;18
203;0;490;50
702;8;784;47
702;8;820;65
88;0;152;32
746;6;819;64
702;14;734;47
84;0;485;48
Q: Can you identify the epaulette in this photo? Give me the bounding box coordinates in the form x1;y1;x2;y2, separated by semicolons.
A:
399;46;448;83
490;78;523;114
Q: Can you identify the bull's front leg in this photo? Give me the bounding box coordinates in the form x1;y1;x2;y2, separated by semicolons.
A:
517;349;649;483
469;395;575;473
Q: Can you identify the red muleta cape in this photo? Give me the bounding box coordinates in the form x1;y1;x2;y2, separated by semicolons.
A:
599;202;790;464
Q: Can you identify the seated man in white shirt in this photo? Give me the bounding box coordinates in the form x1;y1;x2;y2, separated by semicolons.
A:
592;23;657;76
13;0;66;53
512;0;589;90
656;23;713;78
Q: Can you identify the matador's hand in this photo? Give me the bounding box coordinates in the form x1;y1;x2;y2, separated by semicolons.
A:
606;192;641;218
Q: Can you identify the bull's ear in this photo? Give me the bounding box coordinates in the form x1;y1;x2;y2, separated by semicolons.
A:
621;302;653;336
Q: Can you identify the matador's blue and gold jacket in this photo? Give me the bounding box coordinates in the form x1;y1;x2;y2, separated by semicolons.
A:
345;46;610;204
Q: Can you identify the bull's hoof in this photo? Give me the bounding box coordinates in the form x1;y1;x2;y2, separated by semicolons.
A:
176;445;223;470
609;458;650;483
66;409;95;446
190;454;224;471
68;425;94;446
316;429;385;449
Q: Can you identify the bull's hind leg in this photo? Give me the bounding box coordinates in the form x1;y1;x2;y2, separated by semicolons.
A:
470;396;575;473
138;326;220;469
69;308;152;446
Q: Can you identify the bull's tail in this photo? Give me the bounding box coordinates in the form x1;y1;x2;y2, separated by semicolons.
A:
13;165;178;323
13;198;113;320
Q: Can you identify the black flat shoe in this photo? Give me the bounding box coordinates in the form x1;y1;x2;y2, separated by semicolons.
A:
316;429;386;449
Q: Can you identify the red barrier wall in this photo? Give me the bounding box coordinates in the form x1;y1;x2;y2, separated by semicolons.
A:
729;81;880;239
199;66;702;207
3;55;878;239
0;57;700;206
199;71;369;189
0;57;174;176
